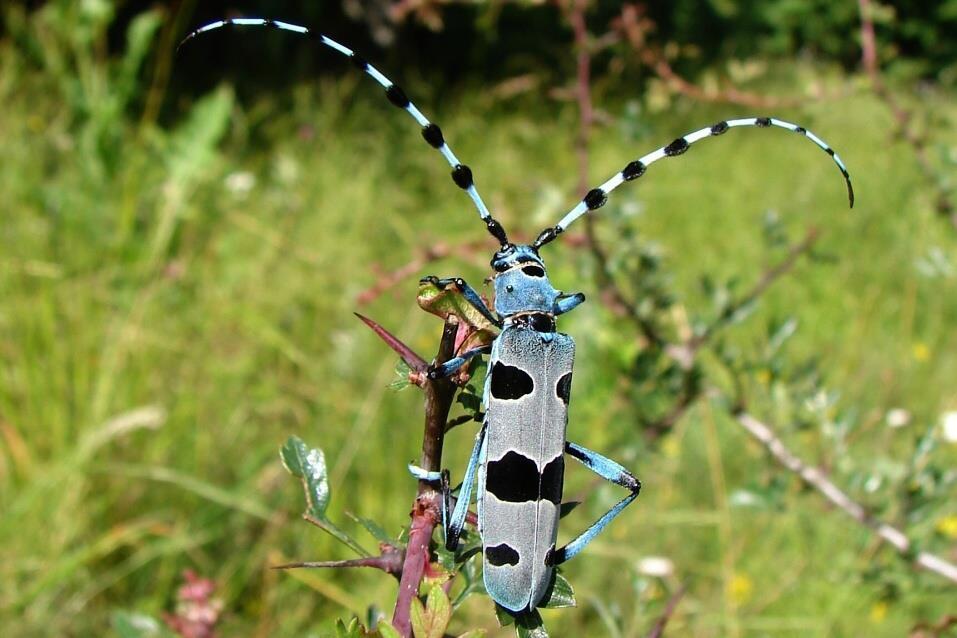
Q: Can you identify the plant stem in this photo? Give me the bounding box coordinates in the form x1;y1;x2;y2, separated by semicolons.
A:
391;318;460;636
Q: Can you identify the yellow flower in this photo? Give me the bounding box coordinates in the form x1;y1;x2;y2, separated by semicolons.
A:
661;436;680;459
727;573;753;605
870;600;888;622
935;514;957;539
912;342;930;362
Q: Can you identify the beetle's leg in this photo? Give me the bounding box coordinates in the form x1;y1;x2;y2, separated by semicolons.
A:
547;441;641;566
426;276;502;327
444;422;488;550
428;344;492;380
554;292;585;316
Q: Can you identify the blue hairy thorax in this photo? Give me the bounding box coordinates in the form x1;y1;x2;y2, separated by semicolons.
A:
490;245;562;317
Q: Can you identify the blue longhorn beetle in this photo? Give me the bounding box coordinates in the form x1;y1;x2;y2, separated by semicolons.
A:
181;18;854;614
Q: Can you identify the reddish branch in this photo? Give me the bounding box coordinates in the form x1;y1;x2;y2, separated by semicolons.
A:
613;4;809;110
273;543;404;577
645;585;686;638
390;319;460;636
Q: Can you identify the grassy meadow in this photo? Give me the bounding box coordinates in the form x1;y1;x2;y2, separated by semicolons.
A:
2;7;957;637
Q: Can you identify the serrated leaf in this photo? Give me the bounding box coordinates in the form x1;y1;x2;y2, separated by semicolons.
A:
417;278;497;332
378;623;402;638
281;436;330;518
410;597;428;638
537;570;576;608
425;585;452;637
279;437;368;556
411;585;451;638
390;359;414;391
515;609;548;637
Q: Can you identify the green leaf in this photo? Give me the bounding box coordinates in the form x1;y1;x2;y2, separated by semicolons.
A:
768;316;798;353
411;585;452;638
457;631;487;638
494;604;516;627
378;623;402;638
280;436;330;518
410;597;427;638
515;609;548;637
117;10;162;105
111;611;171;638
279;437;368;556
537;570;576;608
335;617;362;638
390;359;413;391
347;512;396;546
417;277;497;332
426;585;452;636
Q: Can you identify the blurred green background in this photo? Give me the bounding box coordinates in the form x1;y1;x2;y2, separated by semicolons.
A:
2;1;956;636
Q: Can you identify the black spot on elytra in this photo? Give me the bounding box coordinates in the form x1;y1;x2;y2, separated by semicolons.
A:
540;456;564;505
622;160;646;181
584;188;607;210
521;265;545;278
486;451;539;502
664;137;689;156
556;372;572;405
485;543;520;566
490;362;534;400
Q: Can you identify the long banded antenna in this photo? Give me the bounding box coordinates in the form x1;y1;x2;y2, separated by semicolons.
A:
533;117;854;249
179;18;510;246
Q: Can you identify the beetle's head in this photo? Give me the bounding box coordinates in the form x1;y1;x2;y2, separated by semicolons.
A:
489;244;560;317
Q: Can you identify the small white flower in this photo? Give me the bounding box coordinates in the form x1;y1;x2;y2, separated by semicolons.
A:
886;408;911;429
636;556;674;578
941;411;957;443
224;171;256;196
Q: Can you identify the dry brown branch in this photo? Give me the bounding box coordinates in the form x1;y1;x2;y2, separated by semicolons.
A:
357;240;488;305
678;227;820;361
910;614;957;638
856;0;954;224
735;411;957;585
613;4;813;110
644;228;820;438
